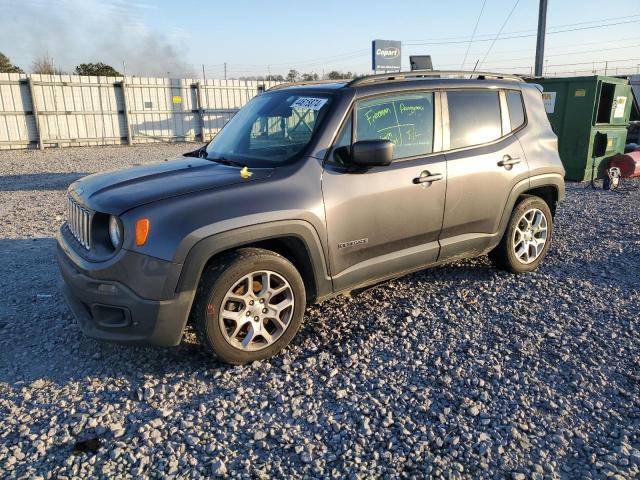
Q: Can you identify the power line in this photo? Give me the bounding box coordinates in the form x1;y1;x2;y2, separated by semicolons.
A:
210;49;640;79
478;0;521;68
461;0;487;69
13;12;640;79
436;41;640;68
405;18;640;46
400;35;640;66
215;20;635;76
542;67;639;75
544;57;640;68
202;14;640;73
480;57;640;71
404;14;640;44
437;35;640;58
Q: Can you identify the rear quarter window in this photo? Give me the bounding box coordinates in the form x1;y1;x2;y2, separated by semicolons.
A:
506;90;526;131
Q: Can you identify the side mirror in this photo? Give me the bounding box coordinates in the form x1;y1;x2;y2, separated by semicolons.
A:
350;140;394;167
593;132;608;157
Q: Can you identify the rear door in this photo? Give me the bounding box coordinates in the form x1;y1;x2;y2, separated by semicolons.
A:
439;88;529;261
322;90;447;291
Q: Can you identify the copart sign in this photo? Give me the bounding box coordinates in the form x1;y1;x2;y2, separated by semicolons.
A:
372;39;401;72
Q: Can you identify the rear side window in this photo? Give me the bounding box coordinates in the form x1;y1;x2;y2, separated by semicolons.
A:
447;91;502;149
506;90;525;131
355;92;434;159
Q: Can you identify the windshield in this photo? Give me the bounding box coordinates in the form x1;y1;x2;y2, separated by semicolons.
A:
205;91;333;167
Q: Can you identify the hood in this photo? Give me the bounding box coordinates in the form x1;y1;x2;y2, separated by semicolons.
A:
69;157;273;214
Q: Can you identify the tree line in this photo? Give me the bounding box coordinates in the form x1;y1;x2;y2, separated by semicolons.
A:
240;69;360;82
1;52;362;81
0;52;122;76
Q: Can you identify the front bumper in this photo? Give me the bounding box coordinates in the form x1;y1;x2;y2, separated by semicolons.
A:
56;228;193;346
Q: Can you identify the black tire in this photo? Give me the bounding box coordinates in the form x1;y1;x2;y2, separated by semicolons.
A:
489;195;553;273
193;248;306;364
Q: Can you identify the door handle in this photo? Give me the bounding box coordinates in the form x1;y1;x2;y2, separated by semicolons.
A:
413;171;443;184
498;155;521;167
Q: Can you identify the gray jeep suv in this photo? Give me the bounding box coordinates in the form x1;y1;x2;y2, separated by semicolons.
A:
57;70;565;364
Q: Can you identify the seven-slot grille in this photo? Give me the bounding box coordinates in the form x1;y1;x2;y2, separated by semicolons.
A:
67;196;92;250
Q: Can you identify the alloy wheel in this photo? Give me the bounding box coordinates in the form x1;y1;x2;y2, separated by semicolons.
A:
216;270;295;351
512;208;548;264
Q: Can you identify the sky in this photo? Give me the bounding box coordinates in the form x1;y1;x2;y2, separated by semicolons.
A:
0;0;639;79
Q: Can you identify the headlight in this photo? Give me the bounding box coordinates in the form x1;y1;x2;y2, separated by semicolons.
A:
108;216;123;249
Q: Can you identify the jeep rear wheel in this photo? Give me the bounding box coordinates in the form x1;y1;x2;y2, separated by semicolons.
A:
489;195;553;273
194;248;306;364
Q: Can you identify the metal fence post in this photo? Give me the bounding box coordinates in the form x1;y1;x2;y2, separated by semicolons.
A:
26;76;44;150
195;81;206;142
120;79;133;145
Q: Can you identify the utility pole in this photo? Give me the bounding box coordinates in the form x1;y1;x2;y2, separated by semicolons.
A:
224;62;227;81
534;0;548;77
604;61;608;76
202;64;206;82
122;61;127;77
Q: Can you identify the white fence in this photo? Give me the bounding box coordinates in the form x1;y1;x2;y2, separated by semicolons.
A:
0;73;280;150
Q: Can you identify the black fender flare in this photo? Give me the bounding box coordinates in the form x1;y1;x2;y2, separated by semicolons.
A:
175;220;333;300
489;173;565;251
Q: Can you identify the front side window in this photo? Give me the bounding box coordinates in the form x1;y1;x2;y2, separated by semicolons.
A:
355;92;434;159
332;114;352;165
205;92;333;167
448;90;502;149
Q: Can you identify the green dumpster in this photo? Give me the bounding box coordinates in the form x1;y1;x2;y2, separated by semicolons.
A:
526;75;633;181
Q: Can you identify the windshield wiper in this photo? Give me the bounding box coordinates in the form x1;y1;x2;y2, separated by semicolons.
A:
205;155;246;168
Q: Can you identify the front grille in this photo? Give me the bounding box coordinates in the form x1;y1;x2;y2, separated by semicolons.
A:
67;196;92;250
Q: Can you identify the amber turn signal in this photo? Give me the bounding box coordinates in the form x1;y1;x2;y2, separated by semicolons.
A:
135;218;150;246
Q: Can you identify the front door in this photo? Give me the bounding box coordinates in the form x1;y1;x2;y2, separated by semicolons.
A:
322;91;447;291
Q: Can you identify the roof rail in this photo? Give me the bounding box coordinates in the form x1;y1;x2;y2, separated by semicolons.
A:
347;70;523;87
268;79;348;91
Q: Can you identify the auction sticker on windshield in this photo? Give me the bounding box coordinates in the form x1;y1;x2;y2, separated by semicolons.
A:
291;97;328;110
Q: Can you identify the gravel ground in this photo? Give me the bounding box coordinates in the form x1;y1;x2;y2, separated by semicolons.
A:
0;143;639;479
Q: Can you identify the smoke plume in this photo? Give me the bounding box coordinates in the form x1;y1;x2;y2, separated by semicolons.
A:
0;0;194;77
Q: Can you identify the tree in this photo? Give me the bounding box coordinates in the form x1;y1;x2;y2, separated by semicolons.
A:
301;72;319;81
327;70;354;80
74;62;122;77
0;52;23;73
32;56;64;74
286;69;299;82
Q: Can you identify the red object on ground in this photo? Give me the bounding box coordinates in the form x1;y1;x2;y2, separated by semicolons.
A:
609;151;640;178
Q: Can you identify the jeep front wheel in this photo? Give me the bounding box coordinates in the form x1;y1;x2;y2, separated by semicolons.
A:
194;248;306;364
489;195;553;273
